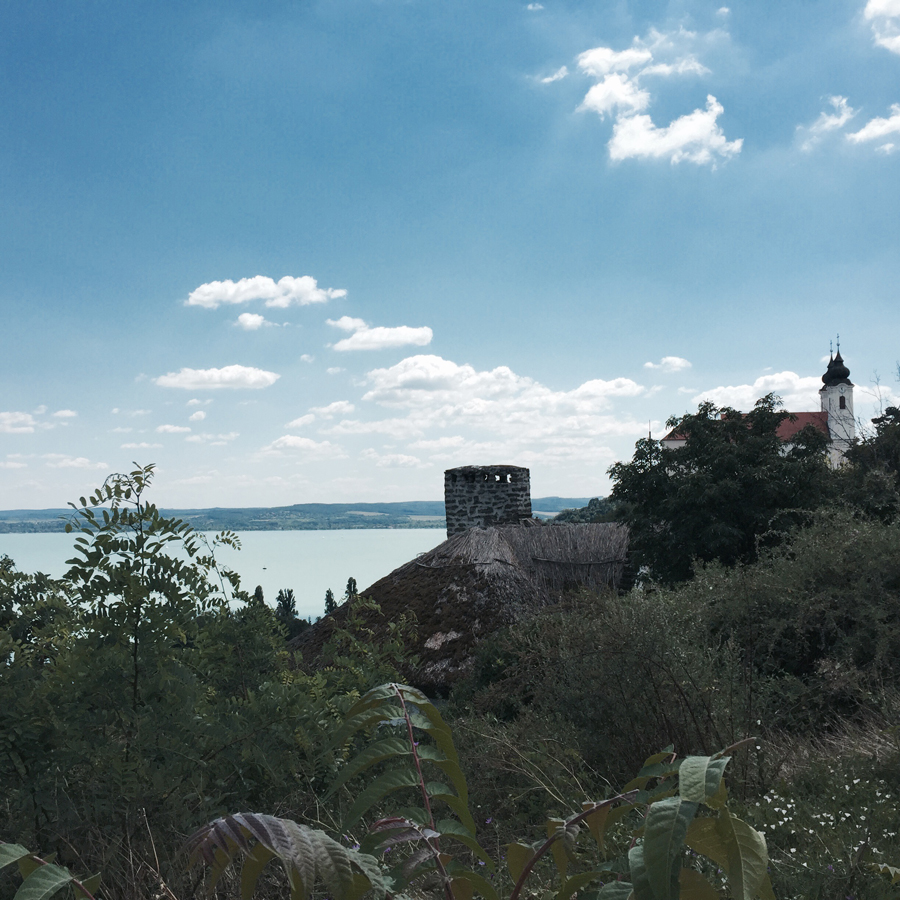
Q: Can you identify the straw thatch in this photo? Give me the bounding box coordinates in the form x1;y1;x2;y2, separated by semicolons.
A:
289;522;628;693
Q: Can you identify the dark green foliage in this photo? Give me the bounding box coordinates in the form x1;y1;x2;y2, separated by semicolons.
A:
253;584;265;605
325;587;337;615
552;497;617;523
276;587;310;639
840;406;900;521
344;577;358;602
0;466;407;899
608;394;832;583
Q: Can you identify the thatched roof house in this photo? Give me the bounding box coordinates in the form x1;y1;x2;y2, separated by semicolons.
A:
290;522;628;693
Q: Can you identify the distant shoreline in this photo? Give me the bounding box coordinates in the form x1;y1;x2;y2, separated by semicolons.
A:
0;497;590;534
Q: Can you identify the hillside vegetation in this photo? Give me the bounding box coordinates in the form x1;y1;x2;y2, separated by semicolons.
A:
3;398;900;899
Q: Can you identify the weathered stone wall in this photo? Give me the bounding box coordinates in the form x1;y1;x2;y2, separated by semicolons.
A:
444;465;532;536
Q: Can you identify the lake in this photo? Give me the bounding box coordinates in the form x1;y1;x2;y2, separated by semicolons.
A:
0;528;447;620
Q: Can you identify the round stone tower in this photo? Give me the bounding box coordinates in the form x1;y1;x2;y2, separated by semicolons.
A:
443;465;532;536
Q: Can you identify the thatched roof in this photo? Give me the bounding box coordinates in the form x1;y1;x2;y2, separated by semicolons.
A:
289;522;628;693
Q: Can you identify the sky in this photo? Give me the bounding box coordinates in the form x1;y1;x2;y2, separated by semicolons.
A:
1;0;899;510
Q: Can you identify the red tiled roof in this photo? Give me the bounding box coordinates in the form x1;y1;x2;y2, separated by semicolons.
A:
662;411;829;444
776;411;829;441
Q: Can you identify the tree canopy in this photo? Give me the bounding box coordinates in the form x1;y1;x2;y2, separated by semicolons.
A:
608;394;831;583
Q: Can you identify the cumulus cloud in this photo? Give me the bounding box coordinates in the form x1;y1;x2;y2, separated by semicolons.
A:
798;96;857;150
541;66;569;83
1;412;36;433
186;432;239;445
362;449;428;468
187;275;346;310
644;356;692;372
187;398;212;407
865;0;900;53
189;410;206;421
262;435;343;459
121;442;163;449
236;313;269;330
574;28;739;165
286;414;315;428
52;409;78;418
154;365;280;390
310;400;355;417
609;95;742;164
846;104;900;147
300;354;314;363
0;461;27;469
327;367;345;375
326;316;434;351
580;73;650;117
526;3;543;9
692;371;822;410
43;454;108;469
157;424;192;434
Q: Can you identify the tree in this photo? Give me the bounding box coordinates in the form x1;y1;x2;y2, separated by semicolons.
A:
608;394;831;583
343;576;358;603
252;584;265;605
841;406;900;520
275;587;309;639
324;588;336;615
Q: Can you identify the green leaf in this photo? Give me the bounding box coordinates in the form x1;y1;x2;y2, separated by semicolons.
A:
451;876;474;900
679;757;729;805
644;797;697;900
0;845;31;872
430;791;478;836
582;802;611;854
871;863;900;885
76;873;102;899
546;818;569;880
555;870;607;900
14;864;73;900
344;767;422;826
241;845;277;900
679;868;719;900
684;811;767;900
596;882;634;900
627;845;654;900
452;869;501;900
506;842;535;883
328;737;412;796
436;821;493;868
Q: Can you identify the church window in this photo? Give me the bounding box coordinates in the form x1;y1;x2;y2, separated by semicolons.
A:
839;395;846;410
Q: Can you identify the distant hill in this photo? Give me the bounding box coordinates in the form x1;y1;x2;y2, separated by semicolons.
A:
0;497;592;533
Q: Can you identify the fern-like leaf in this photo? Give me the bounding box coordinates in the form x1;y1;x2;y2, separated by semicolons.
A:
188;813;387;900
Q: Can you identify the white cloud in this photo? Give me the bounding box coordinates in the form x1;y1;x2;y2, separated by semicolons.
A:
310;400;355;417
154;365;280;390
236;312;269;330
865;0;900;53
327;367;345;375
0;412;37;433
286;414;315;428
644;356;692;372
186;432;239;445
121;442;163;449
186;275;346;310
52;409;77;418
263;435;343;458
692;371;822;410
300;354;314;363
580;74;650;118
327;316;434;351
798;96;857;150
526;2;543;9
187;398;212;407
33;405;47;415
157;424;192;434
0;461;27;468
846;104;900;144
575;29;739;166
362;449;428;468
43;454;108;469
609;95;742;164
578;46;653;77
541;66;569;84
717;7;730;15
876;141;897;153
189;410;207;421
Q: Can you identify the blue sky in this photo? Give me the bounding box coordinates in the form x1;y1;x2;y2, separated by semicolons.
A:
2;0;899;509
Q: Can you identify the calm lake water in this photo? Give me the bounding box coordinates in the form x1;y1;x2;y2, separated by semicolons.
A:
0;529;447;620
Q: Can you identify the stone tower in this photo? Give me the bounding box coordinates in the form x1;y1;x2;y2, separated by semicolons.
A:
819;346;855;466
443;465;532;536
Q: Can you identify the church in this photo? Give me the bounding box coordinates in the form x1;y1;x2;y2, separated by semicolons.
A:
662;348;856;467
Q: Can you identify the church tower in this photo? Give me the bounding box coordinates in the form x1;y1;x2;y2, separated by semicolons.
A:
819;344;855;466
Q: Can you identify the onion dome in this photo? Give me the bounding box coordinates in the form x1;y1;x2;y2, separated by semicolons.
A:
822;350;852;387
